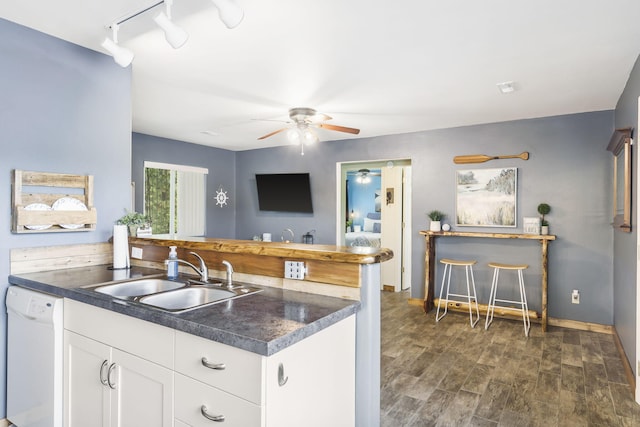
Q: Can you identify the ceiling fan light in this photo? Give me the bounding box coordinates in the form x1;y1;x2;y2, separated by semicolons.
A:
154;12;189;49
211;0;244;29
101;37;134;67
287;128;300;144
303;129;318;144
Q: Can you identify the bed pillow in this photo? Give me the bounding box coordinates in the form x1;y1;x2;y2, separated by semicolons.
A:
367;212;381;220
363;217;375;232
373;222;381;233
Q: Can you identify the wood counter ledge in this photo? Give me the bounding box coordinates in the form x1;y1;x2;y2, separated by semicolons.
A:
128;236;393;264
128;236;393;293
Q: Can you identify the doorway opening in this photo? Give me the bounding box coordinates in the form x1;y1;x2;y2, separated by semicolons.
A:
336;159;412;293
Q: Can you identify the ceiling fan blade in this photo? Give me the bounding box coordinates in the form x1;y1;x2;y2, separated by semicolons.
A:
257;128;288;140
309;112;332;123
318;123;360;135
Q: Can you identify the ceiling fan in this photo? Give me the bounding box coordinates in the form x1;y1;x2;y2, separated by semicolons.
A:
257;107;361;144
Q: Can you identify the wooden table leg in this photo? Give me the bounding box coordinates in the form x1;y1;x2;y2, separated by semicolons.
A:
541;239;549;332
423;235;435;313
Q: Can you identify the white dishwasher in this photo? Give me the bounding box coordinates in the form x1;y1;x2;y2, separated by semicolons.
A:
6;286;64;427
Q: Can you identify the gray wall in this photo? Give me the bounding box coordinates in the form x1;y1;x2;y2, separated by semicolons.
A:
0;18;132;417
613;54;640;374
236;111;615;325
132;133;237;238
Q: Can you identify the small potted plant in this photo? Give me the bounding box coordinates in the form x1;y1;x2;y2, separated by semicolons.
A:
537;203;551;235
428;210;446;232
116;210;151;236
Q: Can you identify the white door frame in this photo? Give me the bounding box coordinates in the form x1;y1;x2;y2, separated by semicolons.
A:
336;159;412;291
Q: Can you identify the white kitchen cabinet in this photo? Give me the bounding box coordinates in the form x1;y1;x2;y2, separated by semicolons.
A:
64;331;174;427
175;315;356;427
64;300;174;427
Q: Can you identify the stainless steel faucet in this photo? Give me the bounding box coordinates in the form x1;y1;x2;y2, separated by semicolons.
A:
173;252;209;281
222;260;234;287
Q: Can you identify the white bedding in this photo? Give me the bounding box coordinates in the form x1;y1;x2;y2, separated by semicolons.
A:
345;231;381;247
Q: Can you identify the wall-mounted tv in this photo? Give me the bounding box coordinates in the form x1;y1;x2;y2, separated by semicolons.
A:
256;173;313;213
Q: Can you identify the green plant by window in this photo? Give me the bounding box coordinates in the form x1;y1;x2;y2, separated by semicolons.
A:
116;210;150;226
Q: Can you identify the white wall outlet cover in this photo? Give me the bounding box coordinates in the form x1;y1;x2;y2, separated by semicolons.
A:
131;247;143;259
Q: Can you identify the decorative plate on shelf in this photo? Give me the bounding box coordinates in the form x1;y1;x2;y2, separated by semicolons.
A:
24;203;53;230
52;197;88;229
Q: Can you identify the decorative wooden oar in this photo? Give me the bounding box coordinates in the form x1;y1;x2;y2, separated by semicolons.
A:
453;152;529;164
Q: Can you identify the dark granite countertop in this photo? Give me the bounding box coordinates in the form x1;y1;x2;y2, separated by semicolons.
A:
8;265;360;356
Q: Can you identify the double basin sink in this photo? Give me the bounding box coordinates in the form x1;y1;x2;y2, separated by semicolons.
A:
91;277;262;313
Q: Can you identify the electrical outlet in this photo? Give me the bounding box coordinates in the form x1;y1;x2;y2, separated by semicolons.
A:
131;247;143;259
571;289;580;304
284;261;306;280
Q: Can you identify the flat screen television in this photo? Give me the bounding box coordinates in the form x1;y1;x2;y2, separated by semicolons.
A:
256;173;313;213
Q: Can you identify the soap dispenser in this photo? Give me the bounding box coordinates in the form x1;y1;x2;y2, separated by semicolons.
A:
167;246;178;278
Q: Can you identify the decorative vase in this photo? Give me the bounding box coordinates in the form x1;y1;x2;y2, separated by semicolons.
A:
541;225;549;235
430;220;441;232
128;225;138;236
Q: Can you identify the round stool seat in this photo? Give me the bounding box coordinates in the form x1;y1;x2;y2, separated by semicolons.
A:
440;258;477;266
487;262;528;270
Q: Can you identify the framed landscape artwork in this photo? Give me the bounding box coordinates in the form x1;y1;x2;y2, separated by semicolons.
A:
456;167;517;227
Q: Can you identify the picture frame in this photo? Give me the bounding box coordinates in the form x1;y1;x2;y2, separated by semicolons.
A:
456;167;517;227
523;217;541;234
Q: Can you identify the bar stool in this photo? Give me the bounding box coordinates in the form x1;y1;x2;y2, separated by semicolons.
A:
436;258;480;328
485;262;530;336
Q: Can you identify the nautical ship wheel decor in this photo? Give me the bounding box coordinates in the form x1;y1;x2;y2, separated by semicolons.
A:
215;186;229;207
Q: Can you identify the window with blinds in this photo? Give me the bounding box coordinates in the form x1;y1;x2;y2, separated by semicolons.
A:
143;161;208;236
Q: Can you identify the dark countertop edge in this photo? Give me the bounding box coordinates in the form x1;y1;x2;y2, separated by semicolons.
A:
8;274;360;357
129;236;394;264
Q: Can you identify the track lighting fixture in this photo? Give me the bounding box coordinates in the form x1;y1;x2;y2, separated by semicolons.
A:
154;0;189;49
102;0;243;66
101;24;135;67
211;0;244;29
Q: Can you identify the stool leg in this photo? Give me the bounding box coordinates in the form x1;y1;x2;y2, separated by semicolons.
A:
485;267;499;330
466;265;479;328
436;263;450;322
518;269;530;336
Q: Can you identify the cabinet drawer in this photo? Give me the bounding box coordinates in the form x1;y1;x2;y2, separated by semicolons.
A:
175;331;265;404
64;299;174;369
175;373;263;427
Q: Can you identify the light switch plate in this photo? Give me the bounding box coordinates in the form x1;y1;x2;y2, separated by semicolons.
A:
131;247;143;259
284;261;306;280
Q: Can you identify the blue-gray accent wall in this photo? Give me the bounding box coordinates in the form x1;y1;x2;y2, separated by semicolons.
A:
132;133;236;239
235;111;615;326
0;18;132;417
613;54;640;375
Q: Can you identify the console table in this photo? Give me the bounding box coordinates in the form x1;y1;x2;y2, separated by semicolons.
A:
420;230;556;331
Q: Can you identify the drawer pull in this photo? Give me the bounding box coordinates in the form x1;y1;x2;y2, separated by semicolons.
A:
99;360;109;386
278;363;288;387
107;363;117;389
201;405;225;422
201;357;226;370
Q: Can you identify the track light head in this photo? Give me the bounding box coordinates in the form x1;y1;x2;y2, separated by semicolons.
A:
154;12;189;49
101;26;134;68
211;0;244;29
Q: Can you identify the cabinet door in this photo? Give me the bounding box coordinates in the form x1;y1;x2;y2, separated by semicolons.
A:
265;316;356;427
111;348;174;427
64;331;111;427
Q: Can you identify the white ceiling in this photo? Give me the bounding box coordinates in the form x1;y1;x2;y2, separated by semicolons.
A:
2;0;640;151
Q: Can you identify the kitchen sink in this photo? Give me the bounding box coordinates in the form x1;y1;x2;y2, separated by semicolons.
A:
139;286;262;312
94;278;188;299
91;276;262;312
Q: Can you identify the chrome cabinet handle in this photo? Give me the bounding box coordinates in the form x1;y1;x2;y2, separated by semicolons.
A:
201;357;226;370
200;405;225;422
99;360;109;386
107;363;116;389
278;363;288;387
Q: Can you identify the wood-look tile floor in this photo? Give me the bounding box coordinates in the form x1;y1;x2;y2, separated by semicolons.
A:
380;290;640;427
